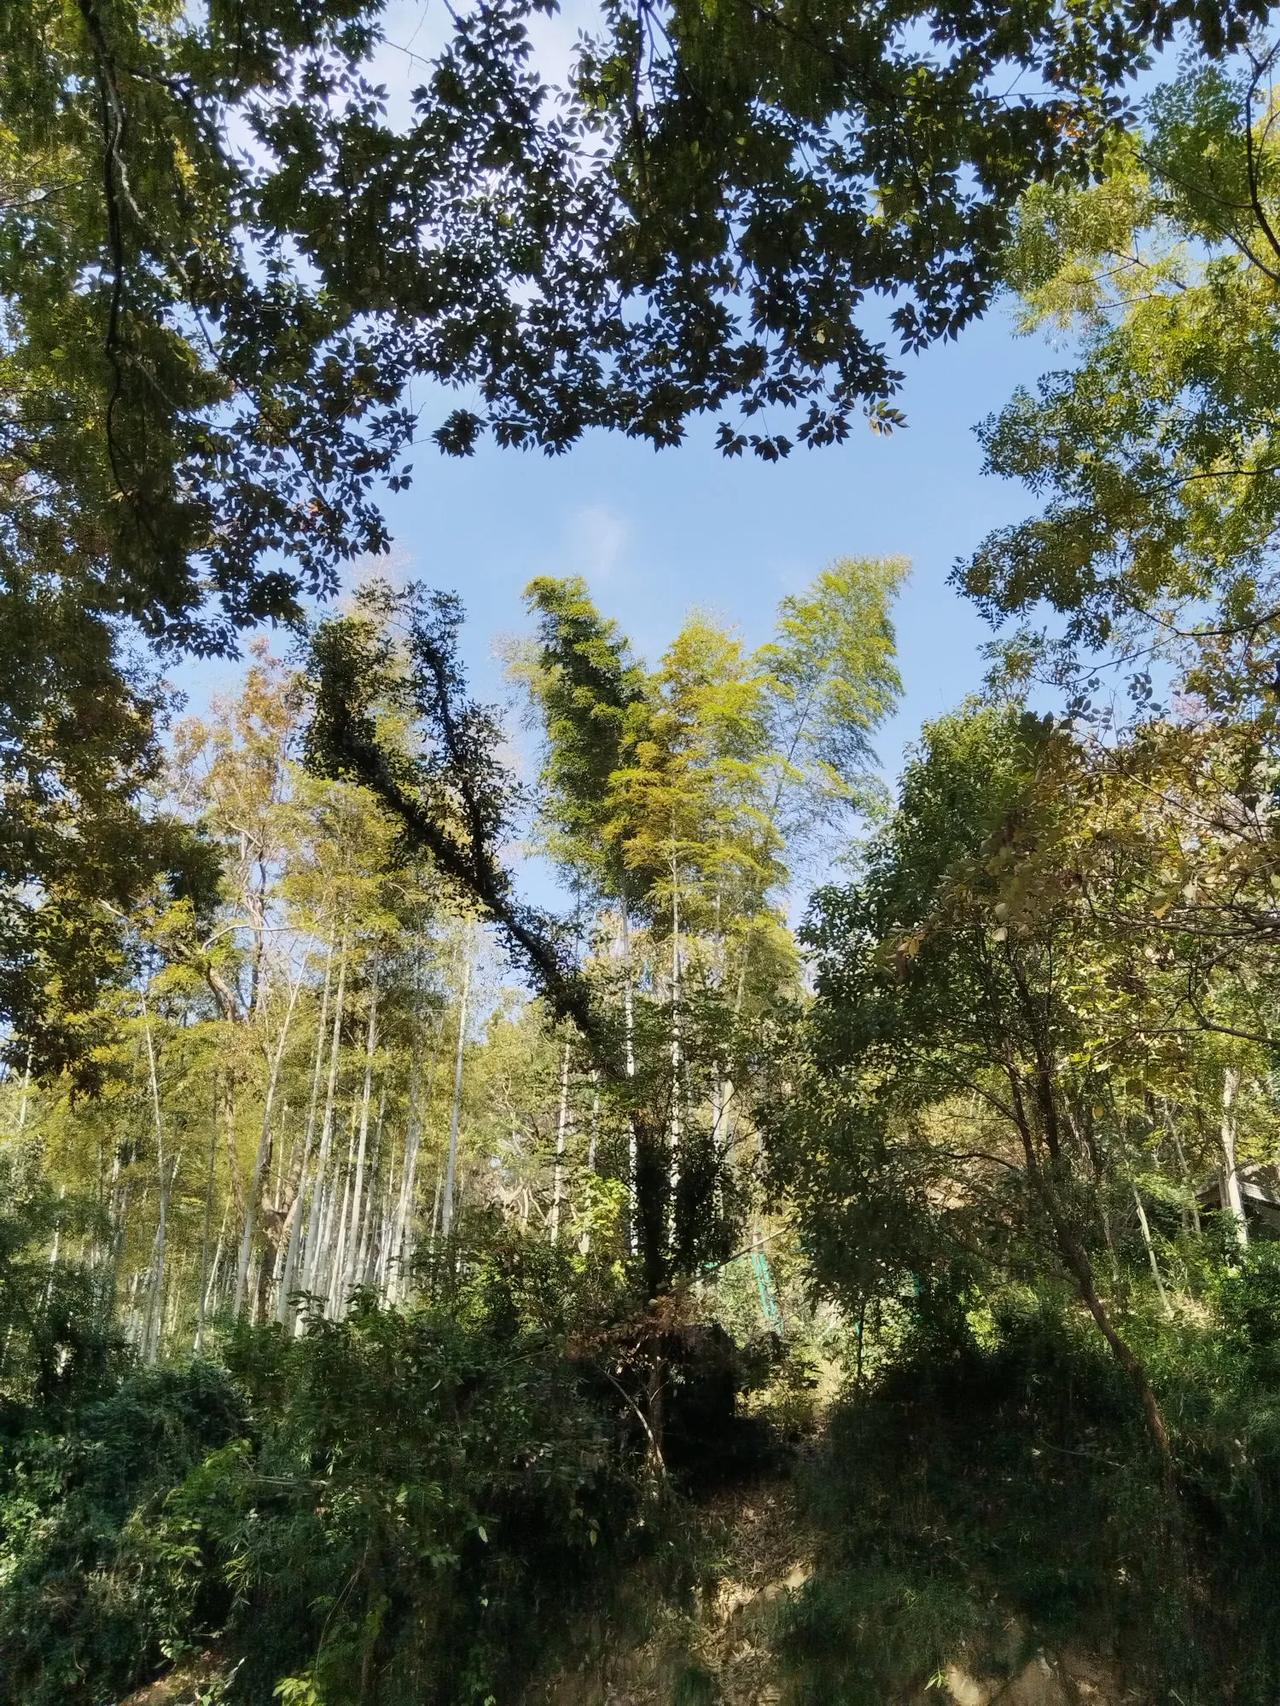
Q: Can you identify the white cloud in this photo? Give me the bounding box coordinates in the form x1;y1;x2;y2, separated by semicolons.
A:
564;503;629;582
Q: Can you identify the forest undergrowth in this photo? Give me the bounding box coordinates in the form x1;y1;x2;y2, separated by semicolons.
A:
7;1169;1280;1706
12;4;1280;1701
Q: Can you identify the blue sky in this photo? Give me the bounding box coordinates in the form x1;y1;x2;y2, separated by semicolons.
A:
336;302;1058;769
184;301;1068;942
184;296;1065;930
338;1;1068;784
189;0;1085;892
191;302;1062;803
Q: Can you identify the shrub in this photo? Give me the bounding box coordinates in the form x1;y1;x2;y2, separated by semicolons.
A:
0;1359;247;1706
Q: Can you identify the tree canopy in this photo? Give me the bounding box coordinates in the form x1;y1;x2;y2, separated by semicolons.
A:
13;17;1280;1706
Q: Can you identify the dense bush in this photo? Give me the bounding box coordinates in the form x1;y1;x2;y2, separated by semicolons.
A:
0;1359;247;1706
781;1283;1280;1706
0;1224;669;1706
203;1297;648;1703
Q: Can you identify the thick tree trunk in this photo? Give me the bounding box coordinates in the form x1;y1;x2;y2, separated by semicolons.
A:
1058;1222;1174;1481
1008;1056;1175;1483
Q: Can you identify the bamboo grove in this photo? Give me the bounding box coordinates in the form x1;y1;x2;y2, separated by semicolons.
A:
0;560;903;1372
11;4;1280;1702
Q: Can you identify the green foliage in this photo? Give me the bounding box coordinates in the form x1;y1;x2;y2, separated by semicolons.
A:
959;60;1280;710
0;1143;119;1412
0;1225;666;1706
0;0;1194;558
774;705;1045;1316
0;0;1238;1068
200;1290;646;1704
0;1358;247;1706
518;575;651;901
782;1292;1280;1705
757;556;906;842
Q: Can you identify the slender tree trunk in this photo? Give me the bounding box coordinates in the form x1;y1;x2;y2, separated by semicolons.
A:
1132;1183;1173;1318
1165;1102;1201;1236
105;1165;131;1320
301;939;348;1295
139;993;175;1364
429;1166;442;1253
195;1082;219;1353
374;1119;398;1297
272;1110;294;1215
356;1084;387;1289
328;1101;360;1314
580;1070;601;1256
620;907;638;1255
274;1191;307;1323
1220;1066;1248;1248
586;1070;600;1174
233;974;303;1315
668;865;682;1245
144;1153;181;1364
165;1252;187;1342
15;1043;32;1134
340;978;380;1303
202;1208;228;1327
311;1180;336;1308
40;1187;66;1322
441;931;473;1242
390;1061;424;1303
219;1055;246;1224
277;940;335;1321
550;1037;571;1244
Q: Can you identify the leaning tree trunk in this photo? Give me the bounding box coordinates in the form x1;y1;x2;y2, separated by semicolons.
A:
1008;1057;1175;1486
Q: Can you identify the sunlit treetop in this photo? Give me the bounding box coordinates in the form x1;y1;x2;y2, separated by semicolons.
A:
955;57;1280;711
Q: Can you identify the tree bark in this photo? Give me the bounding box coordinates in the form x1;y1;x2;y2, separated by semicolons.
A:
668;864;683;1249
441;930;472;1241
300;938;348;1296
232;972;303;1315
339;976;380;1304
550;1037;571;1244
1220;1066;1248;1248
